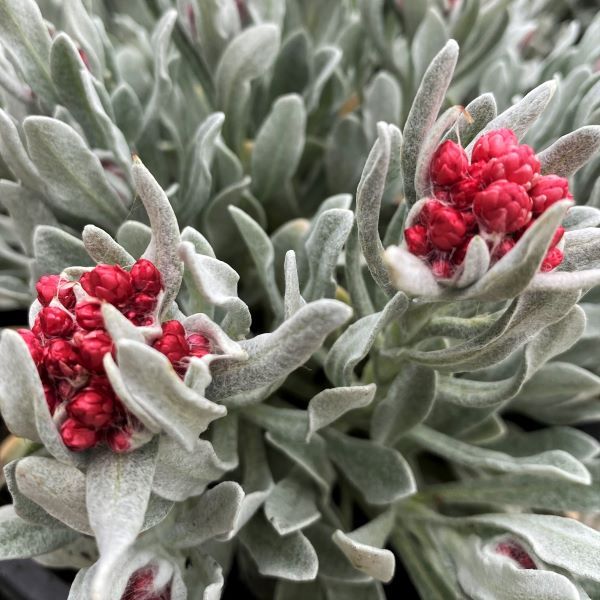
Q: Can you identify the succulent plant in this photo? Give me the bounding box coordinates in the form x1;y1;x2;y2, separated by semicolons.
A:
2;1;600;599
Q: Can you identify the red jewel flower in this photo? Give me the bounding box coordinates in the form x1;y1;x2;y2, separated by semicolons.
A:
60;417;99;451
67;387;115;429
431;258;453;278
481;144;540;189
74;330;114;373
187;333;211;359
80;264;133;306
495;540;536;570
541;247;564;272
529;175;572;215
38;307;75;338
404;224;431;257
44;339;85;380
473;180;532;234
18;329;44;365
106;428;132;454
130;259;163;295
153;321;190;368
451;237;473;266
127;293;158;322
428;205;468;251
42;382;58;414
430;140;469;188
35;275;76;309
472;128;518;163
550;226;565;248
449;178;481;210
75;300;104;330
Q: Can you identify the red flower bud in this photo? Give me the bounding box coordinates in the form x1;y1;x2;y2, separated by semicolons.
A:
60;417;99;451
67;388;115;429
38;307;75;338
431;258;453;278
473;180;532;234
550;226;565;248
80;264;133;306
472;128;518;163
404;224;431;257
128;293;158;320
74;330;114;373
44;339;85;380
428;206;468;251
495;540;536;570
42;382;58;414
187;333;211;359
35;275;76;309
541;247;563;272
430;140;469;187
106;428;132;454
75;300;104;330
18;329;44;365
418;199;445;226
492;238;516;261
481;144;540;189
451;237;473;266
529;175;572;215
130;259;162;295
449;178;481;210
161;320;185;336
153;325;190;368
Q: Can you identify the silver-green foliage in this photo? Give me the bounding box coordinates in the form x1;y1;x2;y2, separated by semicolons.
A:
1;1;600;599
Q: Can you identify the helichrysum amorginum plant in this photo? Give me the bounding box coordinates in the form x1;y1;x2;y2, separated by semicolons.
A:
2;1;600;599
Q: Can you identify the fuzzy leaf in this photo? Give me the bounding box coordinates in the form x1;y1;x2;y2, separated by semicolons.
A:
325;429;416;504
82;225;135;267
402;40;459;204
371;364;436;445
132;158;183;317
307;384;376;441
24;117;126;231
363;71;402;139
240;513;318;582
283;250;306;319
87;441;158;600
209;299;352;403
0;506;76;559
539;126;600;177
325;293;408;387
303;208;353;301
410;425;591;484
447;93;497;146
252;94;306;202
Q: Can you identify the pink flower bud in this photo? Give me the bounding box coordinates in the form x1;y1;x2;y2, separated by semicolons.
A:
60;417;99;451
18;329;44;365
495;540;536;569
404;224;431;257
449;178;481;209
35;275;76;309
550;226;565;248
153;322;190;368
428;206;468;251
74;330;114;373
431;258;453;278
529;175;572;215
130;259;162;295
75;300;104;330
472;128;518;163
473;180;532;233
430;140;469;187
106;428;132;453
481;144;541;189
44;339;86;380
541;247;564;272
67;387;115;429
38;307;75;338
80;264;133;306
126;293;158;324
187;333;211;359
493;238;516;261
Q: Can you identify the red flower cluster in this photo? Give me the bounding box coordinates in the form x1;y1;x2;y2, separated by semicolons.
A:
404;129;571;277
122;567;171;600
19;260;211;453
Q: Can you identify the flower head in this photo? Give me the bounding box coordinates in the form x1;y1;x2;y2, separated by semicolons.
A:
130;259;163;295
38;307;75;338
430;140;469;187
67;387;115;428
473;180;532;234
80;264;133;305
530;175;572;215
472;128;518;163
60;417;99;451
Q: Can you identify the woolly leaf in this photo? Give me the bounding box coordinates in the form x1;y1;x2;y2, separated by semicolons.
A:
325;429;416;504
24;117;126;231
446;93;497;146
240;513;318;582
363;72;402;139
252;94;306;202
538;126;600;177
283;250;306;319
307;384;376;441
82;225;134;267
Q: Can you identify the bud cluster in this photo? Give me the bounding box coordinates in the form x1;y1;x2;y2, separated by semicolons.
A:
404;129;571;278
18;260;211;453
